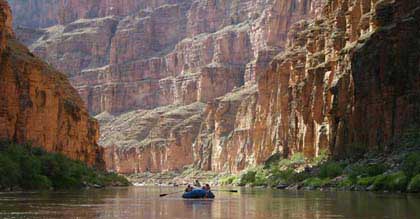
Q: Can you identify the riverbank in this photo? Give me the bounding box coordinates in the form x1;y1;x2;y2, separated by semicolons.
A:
128;133;420;193
0;141;130;191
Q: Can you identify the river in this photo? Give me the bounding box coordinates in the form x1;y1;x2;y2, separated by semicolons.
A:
0;186;419;218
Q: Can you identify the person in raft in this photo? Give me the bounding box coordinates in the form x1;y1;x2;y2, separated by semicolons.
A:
202;184;215;198
194;179;201;187
185;184;193;192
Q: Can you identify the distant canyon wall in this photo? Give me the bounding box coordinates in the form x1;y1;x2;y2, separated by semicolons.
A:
11;0;322;115
0;0;103;167
10;0;420;174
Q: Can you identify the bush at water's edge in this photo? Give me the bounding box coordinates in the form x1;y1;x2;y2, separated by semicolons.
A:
216;150;420;193
216;128;420;193
0;141;130;191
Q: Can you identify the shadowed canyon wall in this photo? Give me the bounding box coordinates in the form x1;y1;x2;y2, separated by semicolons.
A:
11;0;420;173
0;0;103;167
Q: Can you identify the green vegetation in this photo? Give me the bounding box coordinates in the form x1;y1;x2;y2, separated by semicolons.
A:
318;162;343;178
0;142;130;191
408;174;420;192
218;151;420;193
347;163;388;180
278;152;306;167
402;152;420;178
356;176;377;187
372;172;408;191
219;175;237;185
303;177;330;188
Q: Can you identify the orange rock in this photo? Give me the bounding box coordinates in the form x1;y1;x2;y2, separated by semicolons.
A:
0;0;103;167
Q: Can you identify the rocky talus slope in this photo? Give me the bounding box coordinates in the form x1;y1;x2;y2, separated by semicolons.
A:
11;0;420;174
0;0;103;167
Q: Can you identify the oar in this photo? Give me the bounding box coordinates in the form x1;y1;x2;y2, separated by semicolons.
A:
159;190;184;197
212;189;238;193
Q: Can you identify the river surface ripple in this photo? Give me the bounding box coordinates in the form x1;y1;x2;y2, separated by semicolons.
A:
0;186;419;219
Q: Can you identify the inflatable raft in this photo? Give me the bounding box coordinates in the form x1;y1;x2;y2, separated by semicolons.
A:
182;189;215;199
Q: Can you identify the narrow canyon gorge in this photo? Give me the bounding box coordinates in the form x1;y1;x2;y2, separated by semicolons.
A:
6;0;420;174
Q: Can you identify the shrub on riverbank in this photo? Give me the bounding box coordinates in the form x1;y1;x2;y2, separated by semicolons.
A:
218;150;420;193
319;162;343;178
0;141;130;191
408;174;420;192
402;152;420;177
372;172;408;191
303;177;330;188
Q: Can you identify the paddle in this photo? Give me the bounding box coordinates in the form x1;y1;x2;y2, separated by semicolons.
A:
159;189;238;197
159;190;184;197
212;189;238;193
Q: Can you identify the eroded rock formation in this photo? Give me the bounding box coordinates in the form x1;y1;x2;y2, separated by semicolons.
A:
193;0;420;172
12;0;322;172
11;0;420;174
12;0;321;115
0;0;103;167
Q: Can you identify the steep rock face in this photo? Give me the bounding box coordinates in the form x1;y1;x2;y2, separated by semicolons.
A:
254;0;420;160
12;0;321;115
194;85;258;172
0;0;103;167
99;103;205;173
13;0;418;175
193;0;420;172
10;0;325;173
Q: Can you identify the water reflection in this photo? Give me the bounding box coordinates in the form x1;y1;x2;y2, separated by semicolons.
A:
0;187;419;219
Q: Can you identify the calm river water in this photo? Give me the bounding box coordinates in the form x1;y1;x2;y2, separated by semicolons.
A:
0;186;419;219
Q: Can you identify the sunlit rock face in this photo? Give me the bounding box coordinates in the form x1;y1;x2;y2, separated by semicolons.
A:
99;103;205;173
0;0;103;167
15;0;420;175
11;0;324;173
11;0;321;115
193;0;420;172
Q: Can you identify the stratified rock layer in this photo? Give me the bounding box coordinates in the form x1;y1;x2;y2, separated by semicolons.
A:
12;0;420;174
12;0;323;173
0;0;103;167
99;103;205;173
12;0;321;115
193;0;420;172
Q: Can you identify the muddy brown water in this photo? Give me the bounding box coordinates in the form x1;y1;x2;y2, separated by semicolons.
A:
0;186;419;219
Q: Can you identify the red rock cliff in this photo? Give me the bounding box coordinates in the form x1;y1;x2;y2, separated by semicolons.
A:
11;0;323;173
193;0;420;172
0;0;103;167
11;0;420;174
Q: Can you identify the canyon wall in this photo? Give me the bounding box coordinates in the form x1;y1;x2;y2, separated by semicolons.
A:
0;0;103;167
11;0;323;173
12;0;322;115
11;0;420;174
194;0;420;172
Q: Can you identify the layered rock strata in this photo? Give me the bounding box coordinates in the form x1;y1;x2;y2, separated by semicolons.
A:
11;0;323;172
0;0;103;167
13;0;419;175
12;0;321;115
99;103;205;173
193;0;420;172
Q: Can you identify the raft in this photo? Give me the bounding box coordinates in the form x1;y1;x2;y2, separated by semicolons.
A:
182;189;215;199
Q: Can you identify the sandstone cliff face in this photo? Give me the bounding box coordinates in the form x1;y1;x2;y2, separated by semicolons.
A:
0;0;102;167
13;0;321;115
193;0;420;172
253;0;420;159
12;0;323;173
13;0;419;174
99;103;205;173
